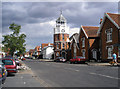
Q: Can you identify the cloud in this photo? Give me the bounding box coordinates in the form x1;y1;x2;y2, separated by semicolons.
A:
21;20;55;50
2;2;118;51
69;27;80;37
25;44;35;51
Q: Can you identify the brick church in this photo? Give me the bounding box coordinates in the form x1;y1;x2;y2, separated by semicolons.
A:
54;12;69;59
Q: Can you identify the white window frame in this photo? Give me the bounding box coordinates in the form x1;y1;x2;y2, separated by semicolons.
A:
92;49;97;59
107;47;113;59
82;37;85;48
106;28;112;43
118;47;120;57
74;43;76;57
62;43;65;49
57;35;59;40
62;34;64;40
56;52;59;56
82;49;85;58
56;43;59;49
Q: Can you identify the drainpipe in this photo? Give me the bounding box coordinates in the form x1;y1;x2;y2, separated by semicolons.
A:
88;39;90;62
118;28;120;44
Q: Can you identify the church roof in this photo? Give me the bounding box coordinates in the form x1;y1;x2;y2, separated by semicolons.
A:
56;14;66;22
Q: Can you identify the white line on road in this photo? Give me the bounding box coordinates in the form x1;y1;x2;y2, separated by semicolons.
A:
21;76;23;79
23;82;26;84
64;68;80;72
75;70;79;72
90;72;120;80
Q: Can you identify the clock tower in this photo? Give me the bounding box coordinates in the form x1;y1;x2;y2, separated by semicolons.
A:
54;12;69;59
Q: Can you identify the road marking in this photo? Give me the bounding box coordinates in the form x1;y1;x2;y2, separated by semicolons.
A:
64;68;80;72
23;82;26;84
75;70;79;72
90;72;120;80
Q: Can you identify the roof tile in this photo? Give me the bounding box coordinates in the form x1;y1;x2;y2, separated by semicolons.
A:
107;13;120;27
82;26;99;37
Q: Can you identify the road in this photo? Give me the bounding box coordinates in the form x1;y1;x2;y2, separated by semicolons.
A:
2;59;120;88
24;59;119;87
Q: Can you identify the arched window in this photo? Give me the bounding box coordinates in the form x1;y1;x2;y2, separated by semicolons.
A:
74;43;76;56
82;37;85;47
62;43;65;48
108;47;112;59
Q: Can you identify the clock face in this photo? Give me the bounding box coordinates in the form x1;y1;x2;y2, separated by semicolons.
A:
61;29;65;32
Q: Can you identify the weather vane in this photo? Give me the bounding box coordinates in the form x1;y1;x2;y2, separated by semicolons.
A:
60;9;62;15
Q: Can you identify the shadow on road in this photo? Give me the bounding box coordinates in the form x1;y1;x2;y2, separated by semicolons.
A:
7;73;15;77
109;65;120;67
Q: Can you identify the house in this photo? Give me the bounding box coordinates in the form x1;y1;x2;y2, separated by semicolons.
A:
41;43;53;49
97;13;120;62
53;12;69;59
78;26;99;61
0;44;2;58
34;46;41;58
24;52;30;58
69;33;79;59
0;44;5;58
41;43;54;59
28;49;35;57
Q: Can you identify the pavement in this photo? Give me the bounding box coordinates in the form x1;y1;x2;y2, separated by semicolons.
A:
34;59;120;66
2;60;42;87
86;62;120;66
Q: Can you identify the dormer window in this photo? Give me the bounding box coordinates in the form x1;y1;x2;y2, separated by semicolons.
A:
106;28;112;43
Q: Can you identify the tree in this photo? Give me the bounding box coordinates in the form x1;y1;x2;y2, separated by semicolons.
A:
2;23;26;56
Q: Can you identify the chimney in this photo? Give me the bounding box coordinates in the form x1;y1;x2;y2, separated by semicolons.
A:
100;18;103;24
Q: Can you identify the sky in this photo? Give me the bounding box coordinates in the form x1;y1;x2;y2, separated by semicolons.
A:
1;1;119;51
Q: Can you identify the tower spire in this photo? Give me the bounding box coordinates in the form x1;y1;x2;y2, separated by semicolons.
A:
60;10;62;15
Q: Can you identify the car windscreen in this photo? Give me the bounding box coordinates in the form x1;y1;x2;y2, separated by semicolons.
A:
2;60;13;65
0;60;3;65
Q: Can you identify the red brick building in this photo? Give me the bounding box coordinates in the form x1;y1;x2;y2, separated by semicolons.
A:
34;46;41;58
54;13;69;59
41;43;53;49
78;26;99;61
70;33;79;59
97;13;120;62
29;49;35;57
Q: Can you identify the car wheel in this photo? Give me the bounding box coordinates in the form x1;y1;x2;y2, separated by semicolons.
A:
2;79;5;84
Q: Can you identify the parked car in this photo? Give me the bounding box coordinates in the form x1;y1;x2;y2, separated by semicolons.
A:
0;68;2;85
22;58;26;61
3;56;21;66
2;58;17;73
70;56;86;64
54;57;66;62
15;58;21;66
0;60;7;84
